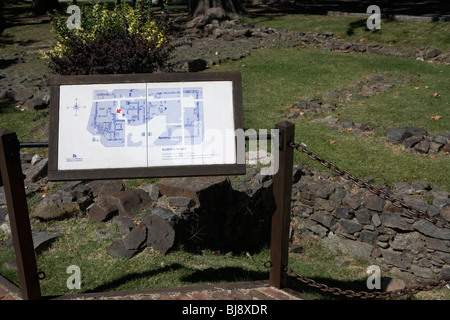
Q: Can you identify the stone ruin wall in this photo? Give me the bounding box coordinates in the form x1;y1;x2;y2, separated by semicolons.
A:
289;163;450;285
1;152;449;286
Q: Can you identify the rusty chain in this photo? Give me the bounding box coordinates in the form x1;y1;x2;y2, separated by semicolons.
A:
284;266;450;299
270;141;450;299
290;141;450;230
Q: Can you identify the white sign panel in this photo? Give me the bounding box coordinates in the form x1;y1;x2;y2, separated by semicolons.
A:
48;73;245;180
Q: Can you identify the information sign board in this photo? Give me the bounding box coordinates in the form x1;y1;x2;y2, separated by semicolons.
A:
48;72;245;180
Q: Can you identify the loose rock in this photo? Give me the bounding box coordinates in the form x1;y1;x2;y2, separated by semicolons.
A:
143;213;175;254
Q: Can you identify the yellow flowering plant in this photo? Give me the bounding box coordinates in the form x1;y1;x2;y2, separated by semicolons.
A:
46;0;175;75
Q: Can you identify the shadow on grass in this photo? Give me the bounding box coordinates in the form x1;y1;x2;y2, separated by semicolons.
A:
0;38;40;47
346;18;368;36
248;1;450;17
346;17;401;37
181;266;267;283
83;264;267;294
83;265;392;300
83;263;185;293
0;99;17;113
0;57;20;69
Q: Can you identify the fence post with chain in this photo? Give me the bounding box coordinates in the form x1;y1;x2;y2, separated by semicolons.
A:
269;121;295;289
290;141;450;230
284;138;450;298
0;130;42;300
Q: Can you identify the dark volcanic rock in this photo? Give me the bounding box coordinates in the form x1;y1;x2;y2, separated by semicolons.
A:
107;189;152;218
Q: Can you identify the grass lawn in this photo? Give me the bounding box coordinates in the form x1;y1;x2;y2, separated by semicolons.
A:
0;216;374;299
1;4;450;299
243;13;450;52
209;46;450;191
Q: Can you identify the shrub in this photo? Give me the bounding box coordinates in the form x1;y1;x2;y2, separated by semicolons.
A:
45;0;176;75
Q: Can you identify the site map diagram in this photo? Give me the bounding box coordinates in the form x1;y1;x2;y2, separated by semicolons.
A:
87;86;204;148
57;81;235;171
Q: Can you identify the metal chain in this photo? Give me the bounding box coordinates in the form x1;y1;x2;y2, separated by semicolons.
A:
276;141;450;298
284;266;450;299
290;141;450;230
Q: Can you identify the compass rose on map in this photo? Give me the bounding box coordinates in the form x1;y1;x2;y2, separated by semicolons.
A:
67;98;86;116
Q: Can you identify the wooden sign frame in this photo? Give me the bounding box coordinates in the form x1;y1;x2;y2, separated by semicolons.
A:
48;72;245;181
0;121;295;300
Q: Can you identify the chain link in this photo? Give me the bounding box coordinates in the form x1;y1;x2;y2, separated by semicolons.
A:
290;141;450;230
284;266;450;299
276;141;450;298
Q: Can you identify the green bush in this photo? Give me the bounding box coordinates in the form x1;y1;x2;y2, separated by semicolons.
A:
45;0;176;75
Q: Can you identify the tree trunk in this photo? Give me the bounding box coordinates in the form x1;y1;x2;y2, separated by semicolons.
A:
31;0;60;15
0;0;6;35
189;0;247;20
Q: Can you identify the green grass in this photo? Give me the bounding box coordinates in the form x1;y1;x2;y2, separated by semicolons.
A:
287;239;450;300
243;13;450;52
3;222;448;299
0;216;376;298
1;6;54;143
337;74;450;135
32;217;270;295
1;5;450;299
0;102;49;145
210;46;450;131
209;46;450;190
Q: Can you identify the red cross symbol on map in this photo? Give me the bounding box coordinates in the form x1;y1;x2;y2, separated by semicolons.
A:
116;108;122;114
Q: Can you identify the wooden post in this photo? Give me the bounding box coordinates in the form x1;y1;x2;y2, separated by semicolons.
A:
269;121;295;289
0;130;41;300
